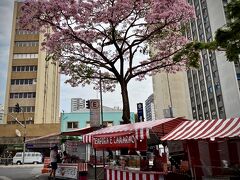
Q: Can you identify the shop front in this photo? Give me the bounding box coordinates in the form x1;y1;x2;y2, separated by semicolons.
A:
82;117;190;180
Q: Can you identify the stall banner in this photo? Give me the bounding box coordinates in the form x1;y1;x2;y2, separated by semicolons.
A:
65;141;86;160
93;132;136;149
92;132;148;150
56;164;78;179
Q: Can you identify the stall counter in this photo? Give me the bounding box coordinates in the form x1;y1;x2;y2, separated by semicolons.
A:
105;166;168;180
56;163;88;179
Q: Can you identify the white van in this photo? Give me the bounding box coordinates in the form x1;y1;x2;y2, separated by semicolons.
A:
13;152;43;165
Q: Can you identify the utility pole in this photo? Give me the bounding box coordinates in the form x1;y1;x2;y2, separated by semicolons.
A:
99;70;104;127
166;73;173;118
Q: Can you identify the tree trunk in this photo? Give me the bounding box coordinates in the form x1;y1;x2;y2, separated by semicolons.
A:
120;81;131;124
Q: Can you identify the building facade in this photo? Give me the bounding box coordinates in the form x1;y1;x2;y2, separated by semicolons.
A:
0;105;4;124
145;94;155;121
153;0;240;120
3;2;60;125
153;72;193;119
61;106;135;132
186;0;240;120
71;98;86;112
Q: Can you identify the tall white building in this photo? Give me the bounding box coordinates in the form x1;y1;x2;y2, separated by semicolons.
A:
4;2;60;124
145;94;156;121
153;0;240;120
185;0;240;120
71;98;86;112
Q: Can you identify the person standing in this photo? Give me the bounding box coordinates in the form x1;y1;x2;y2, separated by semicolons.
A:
152;149;163;171
62;151;69;163
49;145;58;180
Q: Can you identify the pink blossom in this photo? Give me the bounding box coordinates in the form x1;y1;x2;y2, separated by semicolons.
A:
19;0;195;122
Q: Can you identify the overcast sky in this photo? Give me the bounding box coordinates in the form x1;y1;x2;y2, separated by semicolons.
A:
0;0;153;113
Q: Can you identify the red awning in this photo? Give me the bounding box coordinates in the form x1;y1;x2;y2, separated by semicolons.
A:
161;118;240;141
61;126;100;136
83;117;188;144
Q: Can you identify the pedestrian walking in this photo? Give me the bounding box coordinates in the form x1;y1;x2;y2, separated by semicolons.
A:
49;145;58;180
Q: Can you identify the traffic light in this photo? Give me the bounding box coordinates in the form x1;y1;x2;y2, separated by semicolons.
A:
14;103;21;113
86;100;90;109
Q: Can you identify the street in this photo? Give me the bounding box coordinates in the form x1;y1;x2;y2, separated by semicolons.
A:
0;164;49;180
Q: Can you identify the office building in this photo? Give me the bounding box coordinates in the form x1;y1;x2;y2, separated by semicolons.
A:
153;0;240;120
153;72;193;119
3;2;60;125
71;98;86;112
145;94;155;121
186;0;240;120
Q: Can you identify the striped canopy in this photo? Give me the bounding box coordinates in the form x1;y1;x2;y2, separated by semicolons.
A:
82;117;188;144
161;118;240;141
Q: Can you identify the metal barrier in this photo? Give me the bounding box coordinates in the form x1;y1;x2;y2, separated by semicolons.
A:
0;158;13;165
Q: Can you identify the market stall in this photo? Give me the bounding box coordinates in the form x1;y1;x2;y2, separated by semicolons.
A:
161;118;240;179
53;127;100;180
82;117;189;180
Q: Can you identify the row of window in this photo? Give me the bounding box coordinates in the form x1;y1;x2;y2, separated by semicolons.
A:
11;79;36;85
15;41;39;47
16;30;39;35
9;106;35;113
7;120;34;125
67;121;113;129
13;53;38;59
12;66;37;72
10;92;36;99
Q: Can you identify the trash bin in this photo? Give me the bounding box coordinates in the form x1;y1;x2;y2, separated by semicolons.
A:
79;171;88;180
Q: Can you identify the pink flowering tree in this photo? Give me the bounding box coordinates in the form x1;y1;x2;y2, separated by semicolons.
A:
20;0;197;124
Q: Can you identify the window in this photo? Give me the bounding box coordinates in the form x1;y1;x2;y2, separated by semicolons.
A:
205;113;209;119
215;82;221;90
217;95;222;102
16;30;39;35
8;106;35;113
12;66;37;72
237;73;240;80
13;53;38;59
10;79;34;85
210;98;214;105
15;41;39;47
67;122;78;129
208;86;213;93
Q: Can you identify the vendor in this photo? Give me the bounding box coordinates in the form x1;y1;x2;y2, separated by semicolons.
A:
62;151;69;163
152;149;163;171
128;149;139;156
140;151;149;171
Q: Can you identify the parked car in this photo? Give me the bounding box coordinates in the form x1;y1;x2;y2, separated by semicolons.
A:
13;152;43;165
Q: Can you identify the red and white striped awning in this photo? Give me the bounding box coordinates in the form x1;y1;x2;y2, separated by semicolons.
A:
83;117;188;143
161;118;240;141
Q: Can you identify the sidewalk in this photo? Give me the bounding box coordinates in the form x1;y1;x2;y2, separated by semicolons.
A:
38;164;104;180
0;164;43;168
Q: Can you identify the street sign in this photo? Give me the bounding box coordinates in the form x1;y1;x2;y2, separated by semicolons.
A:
137;103;144;122
89;99;100;127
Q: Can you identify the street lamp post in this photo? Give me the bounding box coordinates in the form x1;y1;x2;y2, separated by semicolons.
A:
13;103;26;164
6;112;26;164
